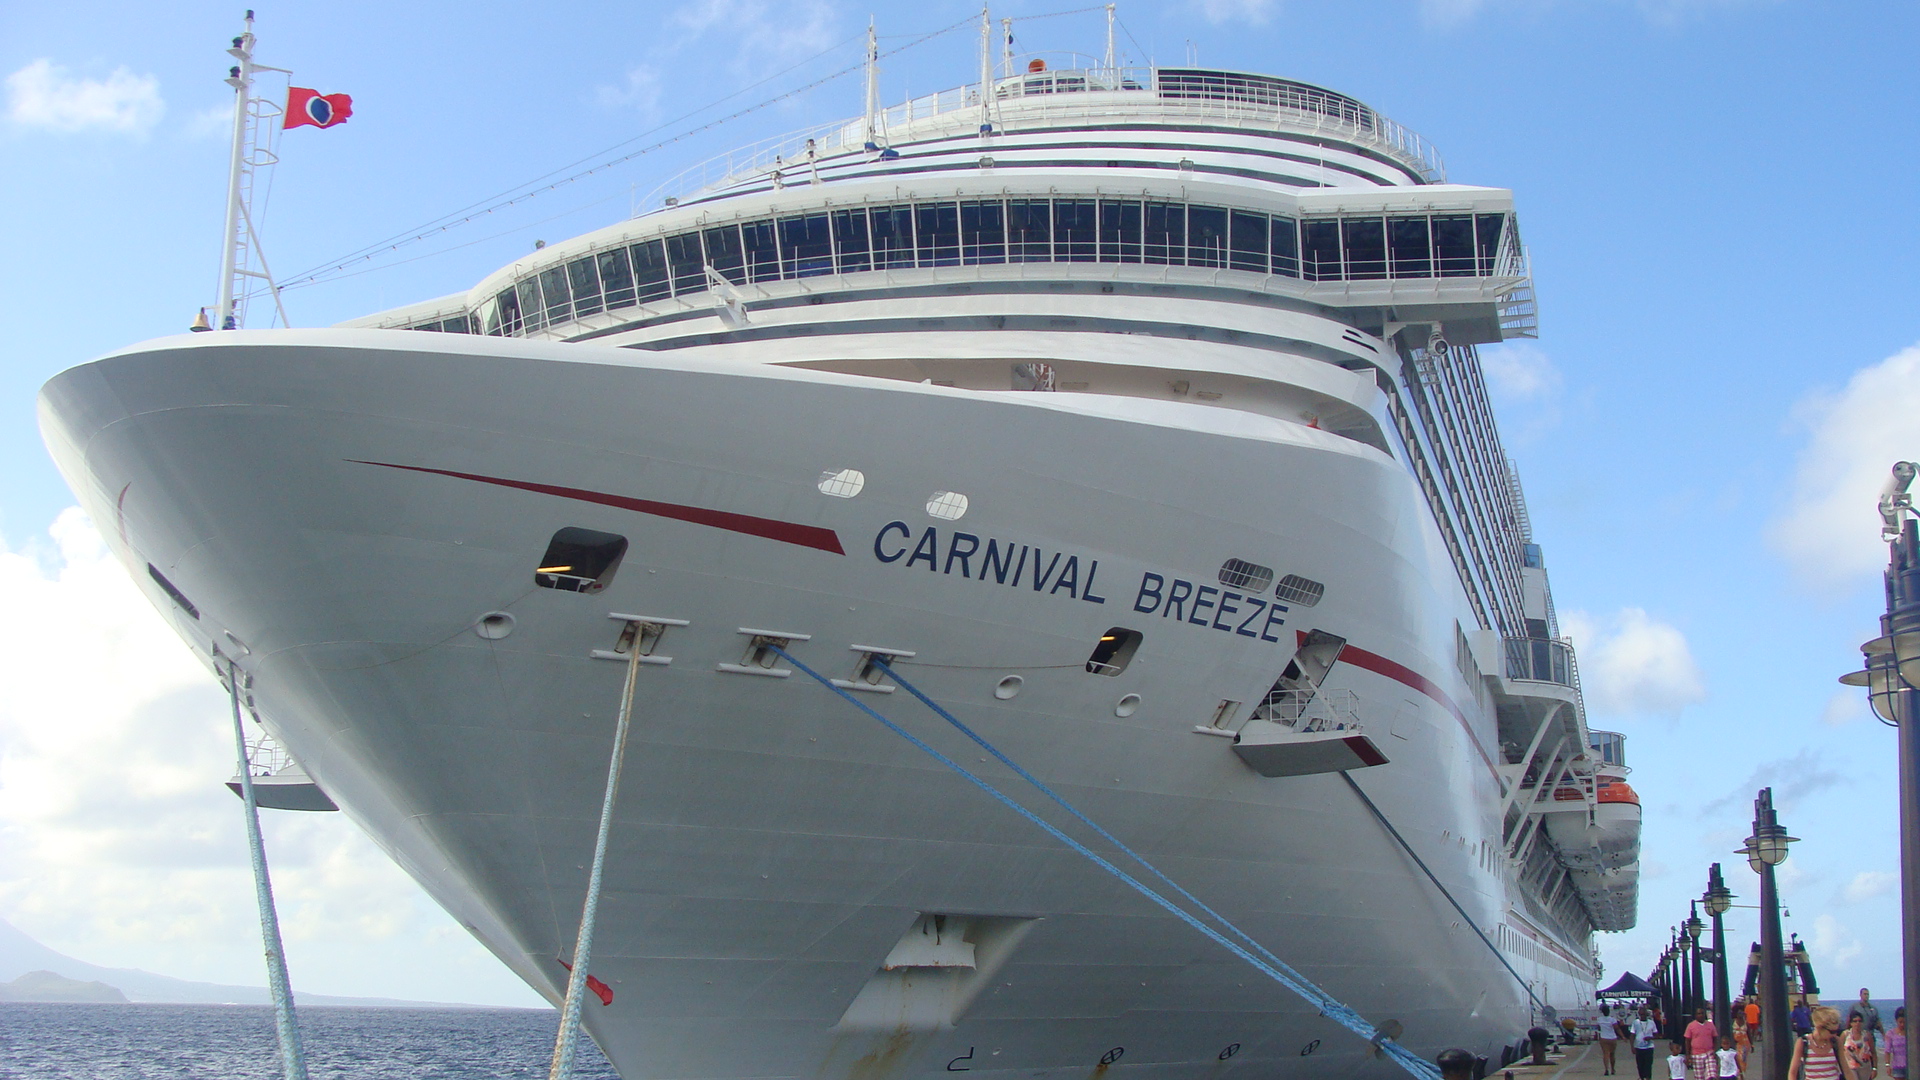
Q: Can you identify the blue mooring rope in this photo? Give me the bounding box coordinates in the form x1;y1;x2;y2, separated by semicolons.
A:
769;646;1440;1080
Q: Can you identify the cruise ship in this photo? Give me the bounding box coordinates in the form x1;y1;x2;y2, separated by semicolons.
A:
39;40;1640;1080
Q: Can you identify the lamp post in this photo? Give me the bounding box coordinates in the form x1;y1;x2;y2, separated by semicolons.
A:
1685;903;1706;1018
1841;460;1920;1058
1742;787;1798;1080
1705;863;1735;1038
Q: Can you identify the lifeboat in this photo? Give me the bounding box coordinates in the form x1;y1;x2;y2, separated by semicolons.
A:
1541;779;1640;871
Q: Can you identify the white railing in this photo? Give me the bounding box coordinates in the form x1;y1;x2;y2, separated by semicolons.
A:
639;68;1445;212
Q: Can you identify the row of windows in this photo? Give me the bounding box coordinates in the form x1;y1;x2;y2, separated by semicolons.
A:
422;199;1511;337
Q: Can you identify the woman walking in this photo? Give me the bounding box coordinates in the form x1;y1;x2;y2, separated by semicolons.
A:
1849;1015;1881;1080
1887;1008;1906;1080
1791;1005;1860;1080
1600;1005;1624;1076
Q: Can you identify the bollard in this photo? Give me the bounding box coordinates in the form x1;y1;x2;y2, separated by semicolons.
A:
1528;1027;1551;1065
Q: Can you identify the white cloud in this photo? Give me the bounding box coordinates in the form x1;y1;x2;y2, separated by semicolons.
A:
1197;0;1276;25
1821;688;1872;728
4;59;164;135
1843;871;1896;904
1771;343;1920;589
597;67;664;116
672;0;840;75
182;103;232;141
0;509;536;1004
1419;0;1776;26
1812;912;1865;969
1561;607;1708;716
1480;342;1561;402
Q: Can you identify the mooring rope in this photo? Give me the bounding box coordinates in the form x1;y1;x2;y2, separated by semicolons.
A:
771;646;1440;1080
549;644;644;1080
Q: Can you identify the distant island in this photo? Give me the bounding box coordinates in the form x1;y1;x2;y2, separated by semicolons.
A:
0;916;496;1008
0;970;130;1003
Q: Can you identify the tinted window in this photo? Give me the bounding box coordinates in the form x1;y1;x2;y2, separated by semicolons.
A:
494;287;521;335
1476;213;1506;273
742;219;779;283
1008;199;1051;262
598;247;636;308
1432;215;1476;277
631;238;671;301
781;213;834;277
1388;217;1431;279
703;224;745;283
870;205;915;270
1188;206;1228;268
1055;200;1097;262
515;278;545;331
1301;219;1341;281
1271;216;1299;277
1229;210;1268;273
1342;217;1386;280
833;209;871;273
538;266;572;324
1144;202;1184;265
1099;199;1141;263
961;200;1005;265
567;256;602;317
666;233;705;294
913;203;959;267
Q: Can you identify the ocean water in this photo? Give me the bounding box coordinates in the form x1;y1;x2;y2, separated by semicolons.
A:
0;1004;621;1079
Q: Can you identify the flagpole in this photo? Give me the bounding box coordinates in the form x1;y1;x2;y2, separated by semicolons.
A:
216;11;257;331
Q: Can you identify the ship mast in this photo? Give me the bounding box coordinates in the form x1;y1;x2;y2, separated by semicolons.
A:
211;10;290;330
977;4;994;135
1104;4;1117;82
862;19;880;151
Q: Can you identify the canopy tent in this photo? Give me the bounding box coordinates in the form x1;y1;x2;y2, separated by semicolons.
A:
1598;972;1658;998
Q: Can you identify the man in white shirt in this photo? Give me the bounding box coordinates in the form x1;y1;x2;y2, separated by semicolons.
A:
1630;1007;1663;1080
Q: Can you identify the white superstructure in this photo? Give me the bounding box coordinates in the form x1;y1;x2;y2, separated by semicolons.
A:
41;56;1634;1080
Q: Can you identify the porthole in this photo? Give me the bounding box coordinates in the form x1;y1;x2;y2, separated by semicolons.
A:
1218;558;1274;592
1275;574;1325;607
1114;693;1141;718
926;491;969;520
1086;628;1143;676
534;527;629;594
817;468;865;498
474;612;515;640
994;675;1023;700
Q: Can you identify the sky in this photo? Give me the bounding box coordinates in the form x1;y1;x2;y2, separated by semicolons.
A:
1;0;1917;1012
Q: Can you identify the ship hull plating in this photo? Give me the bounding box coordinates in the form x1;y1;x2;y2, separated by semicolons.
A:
41;331;1586;1079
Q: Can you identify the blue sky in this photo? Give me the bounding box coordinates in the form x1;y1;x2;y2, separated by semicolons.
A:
1;0;1916;1008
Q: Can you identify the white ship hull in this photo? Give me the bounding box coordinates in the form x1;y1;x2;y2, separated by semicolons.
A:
42;330;1591;1079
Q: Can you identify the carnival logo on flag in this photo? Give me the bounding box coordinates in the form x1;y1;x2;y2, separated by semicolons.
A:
284;87;353;129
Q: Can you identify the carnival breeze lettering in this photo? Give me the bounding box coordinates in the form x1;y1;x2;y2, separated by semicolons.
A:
870;522;1288;643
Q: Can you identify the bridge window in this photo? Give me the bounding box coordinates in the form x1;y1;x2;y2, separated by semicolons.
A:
566;256;602;317
1271;216;1299;277
631;238;671;301
1301;220;1341;281
598;247;636;308
740;220;778;283
1229;210;1268;273
871;205;916;269
1055;200;1098;262
1144;201;1184;264
1432;215;1476;277
782;213;835;277
666;233;705;294
961;200;1006;264
1099;199;1141;262
1389;217;1431;279
1188;205;1227;267
704;224;745;282
535;527;629;594
1341;217;1386;280
1476;213;1506;273
913;204;960;267
1008;199;1051;262
833;209;871;273
539;265;572;324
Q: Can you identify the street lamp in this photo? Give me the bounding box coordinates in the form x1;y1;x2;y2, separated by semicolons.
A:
1839;461;1920;1074
1705;863;1735;1037
1742;787;1798;1080
1686;902;1706;1018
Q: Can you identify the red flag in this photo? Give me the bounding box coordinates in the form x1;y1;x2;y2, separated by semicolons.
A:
284;87;352;129
555;958;614;1006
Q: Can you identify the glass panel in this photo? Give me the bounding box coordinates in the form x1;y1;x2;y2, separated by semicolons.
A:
1270;215;1299;277
781;213;834;277
1476;213;1506;273
1431;215;1476;277
666;233;705;294
1187;205;1227;268
494;288;521;335
1144;201;1184;265
913;203;960;267
1007;199;1051;262
515;278;545;331
539;265;572;323
1342;217;1386;280
702;224;745;283
1098;199;1141;263
833;208;871;273
1229;210;1268;273
961;200;1005;265
870;205;915;269
1054;199;1097;262
567;256;603;317
741;219;779;283
1387;217;1432;279
441;315;472;334
477;295;502;336
597;247;636;309
1301;219;1341;281
631;238;671;301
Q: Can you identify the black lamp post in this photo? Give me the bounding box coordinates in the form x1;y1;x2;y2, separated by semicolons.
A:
1742;787;1798;1080
1685;903;1706;1018
1841;461;1920;1062
1705;863;1735;1038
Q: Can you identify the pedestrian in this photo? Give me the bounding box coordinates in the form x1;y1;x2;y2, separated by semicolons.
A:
1716;1036;1740;1080
1857;989;1887;1068
1848;1015;1880;1080
1796;997;1817;1039
1791;1005;1860;1080
1734;1016;1751;1075
1746;997;1762;1043
1600;1005;1624;1076
1633;1006;1663;1080
1437;1048;1476;1080
1888;1008;1906;1080
1688;1008;1720;1080
1668;1040;1690;1080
